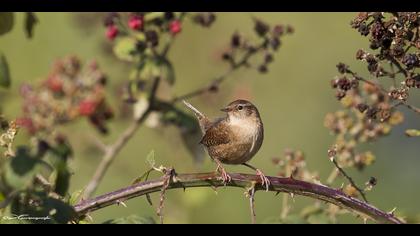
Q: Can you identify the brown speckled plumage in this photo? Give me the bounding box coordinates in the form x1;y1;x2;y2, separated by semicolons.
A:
183;99;270;189
184;99;264;165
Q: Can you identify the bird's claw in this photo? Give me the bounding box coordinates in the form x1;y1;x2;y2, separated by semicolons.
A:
256;169;270;191
216;164;232;185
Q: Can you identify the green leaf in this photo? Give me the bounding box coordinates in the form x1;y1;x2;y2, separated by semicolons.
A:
113;37;138;62
0;52;11;88
161;106;204;163
146;150;155;168
53;167;71;197
405;129;420;137
131;168;153;185
155;56;175;85
144;12;164;22
10;191;77;224
2;148;43;190
68;189;84;206
103;215;156;224
24;12;38;39
0;13;14;36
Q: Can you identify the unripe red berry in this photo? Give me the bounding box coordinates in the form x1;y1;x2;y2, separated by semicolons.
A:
46;75;63;93
15;117;36;134
128;15;143;30
169;20;182;35
79;100;97;116
106;25;119;41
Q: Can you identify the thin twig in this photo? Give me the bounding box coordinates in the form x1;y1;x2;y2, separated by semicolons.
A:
331;158;368;203
83;77;161;199
74;172;403;224
401;102;420;114
248;184;256;224
157;168;175;224
171;42;266;104
349;69;420;115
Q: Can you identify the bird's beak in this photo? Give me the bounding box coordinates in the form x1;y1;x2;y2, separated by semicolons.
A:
220;106;230;112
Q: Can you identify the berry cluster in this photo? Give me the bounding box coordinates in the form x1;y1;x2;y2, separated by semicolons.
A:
222;18;293;74
272;149;318;182
349;12;420;98
17;56;113;136
102;12;217;104
325;12;420;181
104;12;187;42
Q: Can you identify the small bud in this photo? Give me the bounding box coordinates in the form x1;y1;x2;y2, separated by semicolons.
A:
169;20;182;35
270;38;281;51
264;53;274;64
272;25;284;37
358;23;370;36
356;49;365;60
254;19;270;37
356;103;369;113
402;54;419;69
405;78;416;88
231;32;241;48
378;109;391;122
128;15;144;30
330;79;338;89
258;64;268;73
368;177;377;186
79;100;97;116
327;148;336;158
335;90;346;100
286;25;294;34
350;79;359;89
222;52;232;61
103;12;119;27
145;30;159;47
336;63;349;74
337;77;351;91
366;107;378;119
106;25;119;41
164;12;175;20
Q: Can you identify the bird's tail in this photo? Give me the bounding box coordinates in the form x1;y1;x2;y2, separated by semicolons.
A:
182;100;206;120
182;100;211;133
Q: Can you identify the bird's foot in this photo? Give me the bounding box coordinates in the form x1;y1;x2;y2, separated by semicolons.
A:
215;164;232;185
255;169;270;192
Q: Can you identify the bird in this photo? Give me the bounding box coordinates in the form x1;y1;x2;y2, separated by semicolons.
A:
183;99;270;190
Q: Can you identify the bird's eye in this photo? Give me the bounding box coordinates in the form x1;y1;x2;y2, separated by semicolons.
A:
237;105;244;110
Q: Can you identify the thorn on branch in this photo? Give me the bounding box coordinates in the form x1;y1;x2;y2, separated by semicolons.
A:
157;167;176;224
245;181;257;224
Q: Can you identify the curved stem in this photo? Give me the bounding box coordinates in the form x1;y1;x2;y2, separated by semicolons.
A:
83;77;161;199
74;172;403;224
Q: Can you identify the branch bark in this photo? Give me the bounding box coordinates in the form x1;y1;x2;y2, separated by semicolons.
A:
74;172;403;224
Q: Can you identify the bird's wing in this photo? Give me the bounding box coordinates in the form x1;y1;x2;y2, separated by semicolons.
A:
200;120;231;147
182;100;212;133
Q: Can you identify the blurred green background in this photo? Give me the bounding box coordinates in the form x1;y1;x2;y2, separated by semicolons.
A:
0;12;419;223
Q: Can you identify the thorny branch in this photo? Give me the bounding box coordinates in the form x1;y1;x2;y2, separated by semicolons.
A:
74;172;403;224
330;157;368;203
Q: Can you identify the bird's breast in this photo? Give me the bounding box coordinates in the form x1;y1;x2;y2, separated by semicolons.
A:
217;118;263;164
